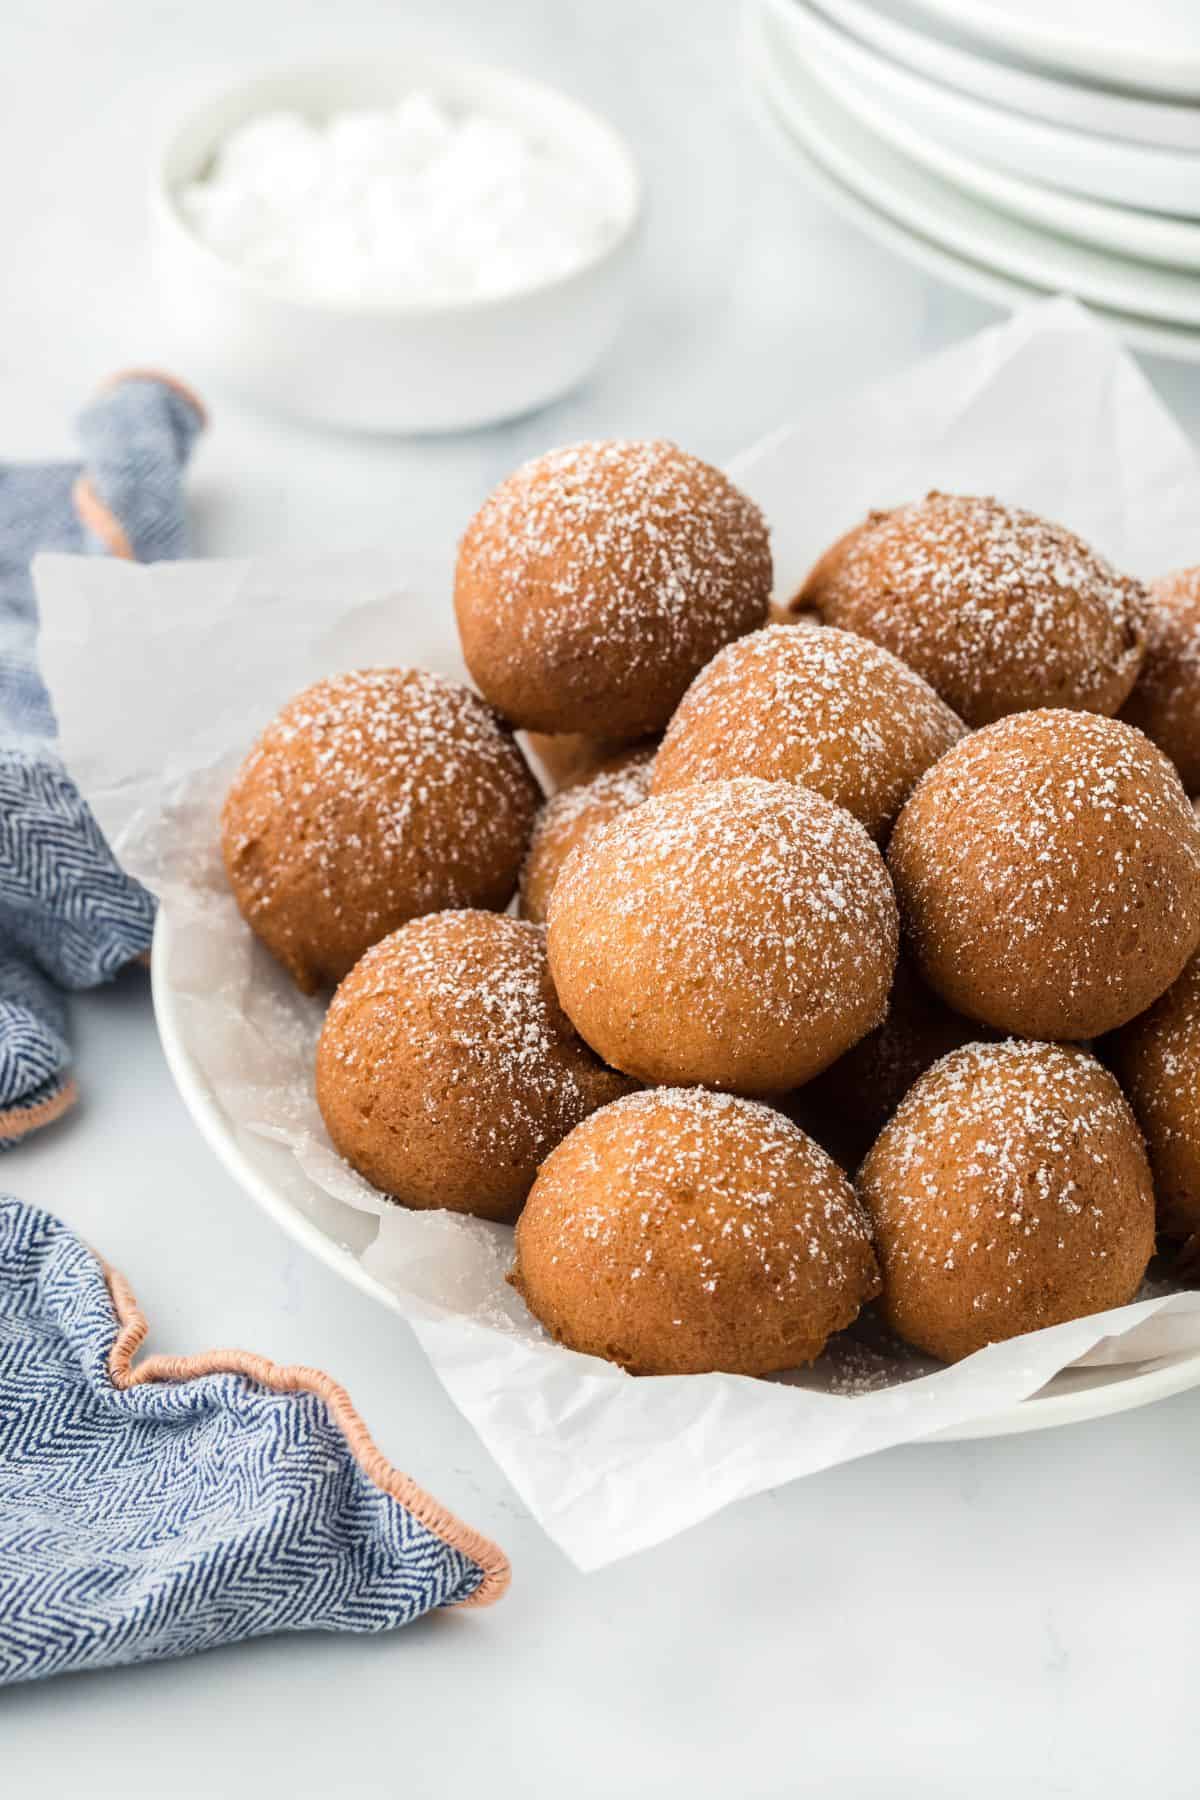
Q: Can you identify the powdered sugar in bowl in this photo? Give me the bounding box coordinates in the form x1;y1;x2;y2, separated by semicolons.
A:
152;60;640;432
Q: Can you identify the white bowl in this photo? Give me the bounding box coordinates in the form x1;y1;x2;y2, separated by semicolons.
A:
151;59;641;433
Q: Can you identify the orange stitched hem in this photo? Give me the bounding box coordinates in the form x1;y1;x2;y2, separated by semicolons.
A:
101;366;208;426
73;369;206;560
72;474;134;561
0;1077;79;1141
103;1266;510;1609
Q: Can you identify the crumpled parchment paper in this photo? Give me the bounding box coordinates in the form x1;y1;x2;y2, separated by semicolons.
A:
36;298;1200;1569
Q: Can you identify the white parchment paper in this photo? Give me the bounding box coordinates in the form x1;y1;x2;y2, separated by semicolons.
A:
36;299;1200;1569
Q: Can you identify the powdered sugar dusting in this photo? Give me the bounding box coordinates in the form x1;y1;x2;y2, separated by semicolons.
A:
652;623;964;837
530;749;652;842
323;911;627;1157
550;776;898;1061
224;667;537;940
805;953;988;1155
458;439;771;674
889;708;1200;1036
861;1040;1149;1298
1119;956;1200;1157
1120;566;1200;791
807;492;1147;725
520;749;653;923
529;1087;877;1305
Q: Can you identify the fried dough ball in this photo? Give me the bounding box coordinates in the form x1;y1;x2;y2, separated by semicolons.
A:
1119;567;1200;793
454;440;771;738
1109;953;1200;1242
802;953;990;1162
510;1088;881;1375
858;1040;1155;1363
651;623;964;841
222;669;539;993
547;776;898;1094
519;748;653;925
888;709;1200;1039
801;493;1147;728
315;911;633;1222
767;596;823;628
523;730;656;793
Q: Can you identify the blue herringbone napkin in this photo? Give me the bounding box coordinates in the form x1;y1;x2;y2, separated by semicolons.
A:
0;1198;508;1684
0;373;204;1147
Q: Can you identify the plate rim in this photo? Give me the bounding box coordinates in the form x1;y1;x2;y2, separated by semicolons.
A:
793;7;1200;272
151;906;1200;1443
895;0;1200;99
745;0;1200;361
768;0;1200;217
802;0;1200;150
150;907;407;1319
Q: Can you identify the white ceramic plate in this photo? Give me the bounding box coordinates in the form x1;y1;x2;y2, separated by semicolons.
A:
747;0;1200;355
902;0;1200;99
799;30;1200;275
152;906;397;1313
152;888;1200;1442
805;0;1200;152
748;85;1200;371
769;0;1200;216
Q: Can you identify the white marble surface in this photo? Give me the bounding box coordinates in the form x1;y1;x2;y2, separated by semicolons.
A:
3;1;1200;1792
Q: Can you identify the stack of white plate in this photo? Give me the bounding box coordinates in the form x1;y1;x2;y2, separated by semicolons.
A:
743;0;1200;359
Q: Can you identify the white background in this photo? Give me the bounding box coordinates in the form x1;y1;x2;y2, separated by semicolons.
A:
4;1;1200;1793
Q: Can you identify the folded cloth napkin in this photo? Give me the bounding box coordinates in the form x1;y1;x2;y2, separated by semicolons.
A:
0;1198;509;1684
0;372;203;1147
